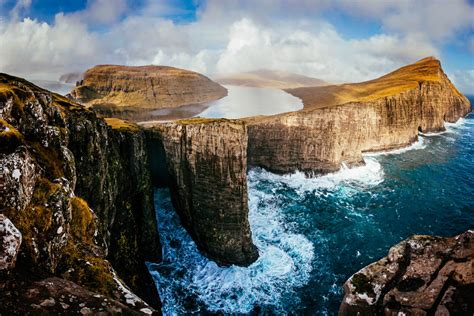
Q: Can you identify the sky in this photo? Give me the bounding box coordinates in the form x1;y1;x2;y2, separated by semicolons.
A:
0;0;473;94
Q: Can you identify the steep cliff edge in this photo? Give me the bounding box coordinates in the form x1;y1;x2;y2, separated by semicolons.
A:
247;57;471;174
146;118;258;266
340;230;474;315
68;65;227;121
0;74;160;312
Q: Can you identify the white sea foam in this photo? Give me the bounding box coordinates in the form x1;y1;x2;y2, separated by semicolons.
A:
148;188;314;315
248;157;384;196
445;117;470;132
364;137;426;157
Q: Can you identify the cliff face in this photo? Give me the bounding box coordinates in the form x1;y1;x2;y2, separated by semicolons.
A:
0;74;160;312
146;118;258;266
340;230;474;315
68;65;227;121
247;58;471;174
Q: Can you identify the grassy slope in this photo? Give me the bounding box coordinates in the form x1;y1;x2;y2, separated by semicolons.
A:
286;57;461;109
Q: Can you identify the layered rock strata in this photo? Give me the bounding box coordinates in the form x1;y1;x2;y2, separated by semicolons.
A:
247;57;471;174
0;73;160;312
340;230;474;315
146;118;259;266
68;65;227;121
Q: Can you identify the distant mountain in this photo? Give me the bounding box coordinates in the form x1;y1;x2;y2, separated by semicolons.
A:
215;69;327;89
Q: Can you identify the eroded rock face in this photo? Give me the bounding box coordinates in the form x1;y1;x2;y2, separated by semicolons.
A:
0;215;22;271
0;73;160;312
68;65;227;121
147;118;259;266
340;230;474;315
0;277;158;315
247;58;471;175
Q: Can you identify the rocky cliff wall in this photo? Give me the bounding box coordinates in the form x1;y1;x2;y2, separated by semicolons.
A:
0;73;160;312
146;118;259;266
247;72;471;175
339;230;474;315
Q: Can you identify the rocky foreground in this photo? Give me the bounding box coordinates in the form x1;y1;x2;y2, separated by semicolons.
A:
340;231;474;315
68;65;227;121
0;74;160;314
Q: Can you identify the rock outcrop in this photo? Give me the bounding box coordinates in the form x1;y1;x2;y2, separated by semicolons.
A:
247;57;471;174
0;215;22;272
68;65;227;121
0;73;160;312
146;118;259;266
340;230;474;315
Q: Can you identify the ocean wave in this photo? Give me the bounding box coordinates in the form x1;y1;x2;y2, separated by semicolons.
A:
364;137;426;157
445;117;471;132
148;188;314;315
248;157;384;195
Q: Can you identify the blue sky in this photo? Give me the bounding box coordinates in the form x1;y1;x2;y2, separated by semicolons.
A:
0;0;473;93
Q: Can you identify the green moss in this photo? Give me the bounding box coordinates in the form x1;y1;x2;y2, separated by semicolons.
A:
5;178;61;265
70;197;96;243
104;117;140;132
60;241;116;296
29;141;64;179
0;119;24;153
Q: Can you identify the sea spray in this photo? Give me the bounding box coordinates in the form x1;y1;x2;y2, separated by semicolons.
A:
148;187;315;315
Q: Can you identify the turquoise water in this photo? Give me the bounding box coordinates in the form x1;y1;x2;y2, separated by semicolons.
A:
148;99;473;315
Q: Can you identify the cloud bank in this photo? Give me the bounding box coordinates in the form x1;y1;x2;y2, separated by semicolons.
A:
0;0;472;93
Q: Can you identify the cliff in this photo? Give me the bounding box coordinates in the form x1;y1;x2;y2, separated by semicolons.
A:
0;74;160;313
68;65;227;121
146;118;258;266
216;69;327;89
247;57;471;174
340;230;474;315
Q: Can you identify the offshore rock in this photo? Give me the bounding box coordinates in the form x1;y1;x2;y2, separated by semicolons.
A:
340;230;474;315
68;65;227;121
247;57;471;175
0;73;160;312
146;118;258;266
0;215;22;271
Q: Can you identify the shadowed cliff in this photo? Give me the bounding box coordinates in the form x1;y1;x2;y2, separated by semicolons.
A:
0;74;161;314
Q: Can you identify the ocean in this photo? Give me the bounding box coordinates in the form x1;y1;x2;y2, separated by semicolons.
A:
148;96;473;315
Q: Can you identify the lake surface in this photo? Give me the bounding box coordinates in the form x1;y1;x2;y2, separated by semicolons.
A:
199;85;303;118
143;85;303;122
149;97;474;315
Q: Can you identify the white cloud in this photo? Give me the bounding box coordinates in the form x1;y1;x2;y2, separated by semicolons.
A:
74;0;127;25
215;18;437;82
0;14;102;77
0;0;470;87
450;70;474;95
10;0;31;20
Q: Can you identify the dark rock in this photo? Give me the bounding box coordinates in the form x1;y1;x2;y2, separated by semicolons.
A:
0;214;22;271
146;118;259;266
340;230;474;315
0;277;159;315
0;73;160;312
